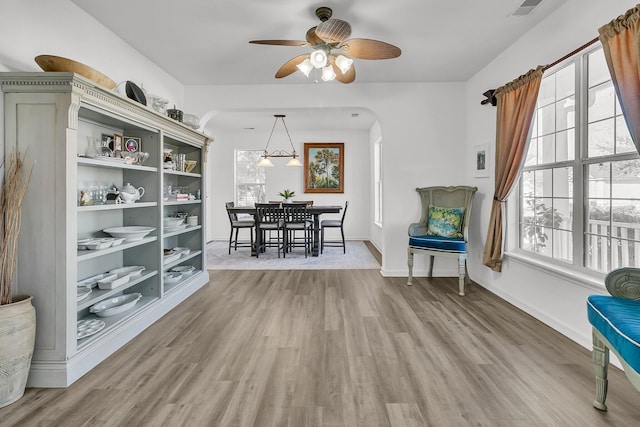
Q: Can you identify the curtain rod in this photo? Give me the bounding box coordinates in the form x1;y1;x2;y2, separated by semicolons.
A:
481;35;600;106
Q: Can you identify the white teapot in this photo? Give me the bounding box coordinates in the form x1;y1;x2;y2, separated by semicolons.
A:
117;183;145;204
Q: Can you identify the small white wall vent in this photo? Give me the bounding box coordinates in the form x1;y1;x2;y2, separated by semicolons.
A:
511;0;543;16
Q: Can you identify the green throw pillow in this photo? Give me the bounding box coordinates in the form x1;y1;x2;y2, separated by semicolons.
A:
427;205;465;238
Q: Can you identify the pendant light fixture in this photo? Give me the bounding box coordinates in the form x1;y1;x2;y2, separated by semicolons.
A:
257;114;302;167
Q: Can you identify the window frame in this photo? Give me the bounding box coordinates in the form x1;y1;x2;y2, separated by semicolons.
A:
234;149;266;206
511;44;640;280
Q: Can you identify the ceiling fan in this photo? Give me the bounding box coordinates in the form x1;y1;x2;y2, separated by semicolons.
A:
249;6;401;84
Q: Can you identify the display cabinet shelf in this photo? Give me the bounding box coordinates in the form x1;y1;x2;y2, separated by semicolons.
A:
1;72;211;387
77;296;159;349
77;270;159;310
163;250;202;271
164;270;207;295
77;236;158;261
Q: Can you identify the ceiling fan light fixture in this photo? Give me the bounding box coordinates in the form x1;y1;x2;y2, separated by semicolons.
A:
310;49;328;68
334;55;353;74
321;65;336;81
296;58;313;77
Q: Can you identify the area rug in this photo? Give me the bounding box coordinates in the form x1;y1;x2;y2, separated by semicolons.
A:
206;240;380;270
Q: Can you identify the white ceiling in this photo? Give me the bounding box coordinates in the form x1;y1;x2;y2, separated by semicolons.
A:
71;0;566;132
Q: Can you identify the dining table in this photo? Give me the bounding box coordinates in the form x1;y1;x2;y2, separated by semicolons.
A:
226;204;343;257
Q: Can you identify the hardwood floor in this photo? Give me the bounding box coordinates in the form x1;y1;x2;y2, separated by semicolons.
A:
2;270;640;426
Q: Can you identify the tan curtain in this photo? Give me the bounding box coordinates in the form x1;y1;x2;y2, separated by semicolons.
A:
483;66;544;272
599;5;640;154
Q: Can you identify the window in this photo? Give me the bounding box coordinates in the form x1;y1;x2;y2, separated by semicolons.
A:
235;150;266;205
519;46;640;273
374;137;382;225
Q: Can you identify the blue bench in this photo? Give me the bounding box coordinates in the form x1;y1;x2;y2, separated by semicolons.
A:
587;267;640;411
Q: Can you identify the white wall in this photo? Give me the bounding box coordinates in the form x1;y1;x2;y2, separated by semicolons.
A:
0;0;185;113
464;0;639;354
186;82;467;274
206;126;370;243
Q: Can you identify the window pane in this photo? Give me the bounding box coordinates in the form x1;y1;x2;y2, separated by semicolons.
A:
538;103;555;136
534;169;553;197
612;159;640;199
553;229;573;262
554;198;572;230
538;134;555;164
588;81;615;123
556;96;575;131
525;138;538;166
522;171;535;197
556;129;575;161
588;163;611;198
585;235;609;272
587;199;610;228
616;117;635;154
538;74;555;107
531;114;538;138
588;118;615;157
556;64;575;99
553;167;573;198
588;49;609;88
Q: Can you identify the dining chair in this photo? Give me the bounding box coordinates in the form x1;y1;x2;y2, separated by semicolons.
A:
407;185;477;296
283;203;313;257
225;202;254;255
255;203;286;258
321;201;349;254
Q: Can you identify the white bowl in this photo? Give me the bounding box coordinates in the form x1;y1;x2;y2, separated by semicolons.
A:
103;226;155;241
163;217;185;227
170;265;196;276
163;272;183;285
89;293;142;317
172;247;191;257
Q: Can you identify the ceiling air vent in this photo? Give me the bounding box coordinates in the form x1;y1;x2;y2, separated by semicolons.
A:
511;0;543;16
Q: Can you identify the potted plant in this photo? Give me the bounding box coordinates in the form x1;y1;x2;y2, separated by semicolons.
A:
278;189;296;203
0;151;35;408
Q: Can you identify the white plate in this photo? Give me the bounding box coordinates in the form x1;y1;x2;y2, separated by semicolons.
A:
90;293;142;317
77;319;106;339
163;217;185;227
172;247;191;257
170;265;195;276
108;265;146;278
164;224;188;233
163;272;183;285
103;226;155;241
85;239;113;250
164;252;181;264
97;274;130;290
77;286;92;301
77;273;113;288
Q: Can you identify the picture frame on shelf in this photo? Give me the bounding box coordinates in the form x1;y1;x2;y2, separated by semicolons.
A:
113;134;123;152
475;142;490;178
124;137;141;153
101;133;113;149
304;142;344;193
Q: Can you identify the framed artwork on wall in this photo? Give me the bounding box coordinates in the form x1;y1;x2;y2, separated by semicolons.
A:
304;142;344;193
475;142;490;178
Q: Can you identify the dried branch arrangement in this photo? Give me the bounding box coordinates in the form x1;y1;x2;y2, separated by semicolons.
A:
0;151;33;305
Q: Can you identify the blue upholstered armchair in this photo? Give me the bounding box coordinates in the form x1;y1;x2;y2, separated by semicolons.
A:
407;186;477;295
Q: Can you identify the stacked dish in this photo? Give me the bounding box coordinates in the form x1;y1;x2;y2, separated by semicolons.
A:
163;250;181;264
89;293;142;317
77;319;106;339
170;265;196;276
163;272;183;285
172;247;191;257
103;226;155;241
77;237;125;250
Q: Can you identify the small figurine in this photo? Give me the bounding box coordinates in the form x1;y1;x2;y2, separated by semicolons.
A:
80;190;93;206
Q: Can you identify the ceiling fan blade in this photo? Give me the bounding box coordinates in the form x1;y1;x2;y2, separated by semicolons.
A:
306;26;323;45
330;58;356;84
249;40;308;47
339;38;401;59
316;19;352;43
275;54;309;78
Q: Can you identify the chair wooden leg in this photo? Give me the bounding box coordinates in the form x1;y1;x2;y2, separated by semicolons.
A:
228;228;234;254
592;330;609;411
428;255;435;278
407;248;414;286
458;257;466;296
234;228;239;251
321;226;325;254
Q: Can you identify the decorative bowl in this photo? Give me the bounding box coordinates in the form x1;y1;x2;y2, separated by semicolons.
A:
163;252;182;264
103;226;155;241
89;293;142;317
35;55;116;89
172;247;191;257
184;160;197;173
163;272;183;285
